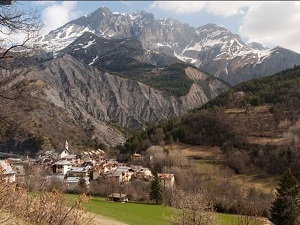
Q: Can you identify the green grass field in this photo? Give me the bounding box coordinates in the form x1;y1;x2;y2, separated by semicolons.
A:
217;213;239;225
85;197;172;225
67;194;264;225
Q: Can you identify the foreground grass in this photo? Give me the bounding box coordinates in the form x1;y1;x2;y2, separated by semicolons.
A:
87;197;172;225
66;194;266;225
67;195;172;225
217;213;239;225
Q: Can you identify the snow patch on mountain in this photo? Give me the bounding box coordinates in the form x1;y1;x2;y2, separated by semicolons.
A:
174;51;197;64
37;25;93;53
254;49;274;67
182;42;202;53
89;56;99;65
157;43;172;48
82;40;96;49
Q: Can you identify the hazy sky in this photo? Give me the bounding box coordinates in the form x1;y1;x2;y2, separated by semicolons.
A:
18;1;300;53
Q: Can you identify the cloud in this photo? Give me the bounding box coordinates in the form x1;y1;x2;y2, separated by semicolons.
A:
33;1;55;6
149;1;256;17
150;1;206;14
41;1;80;34
205;1;256;17
239;1;300;52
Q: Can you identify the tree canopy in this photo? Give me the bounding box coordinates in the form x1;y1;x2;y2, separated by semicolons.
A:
270;168;300;225
149;173;163;204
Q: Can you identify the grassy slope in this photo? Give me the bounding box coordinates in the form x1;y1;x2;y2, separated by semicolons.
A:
196;149;279;192
66;194;265;225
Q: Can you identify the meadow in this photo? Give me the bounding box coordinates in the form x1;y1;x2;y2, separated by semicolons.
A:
67;195;264;225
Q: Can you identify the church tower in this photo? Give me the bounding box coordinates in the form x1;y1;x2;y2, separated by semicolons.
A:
65;140;69;151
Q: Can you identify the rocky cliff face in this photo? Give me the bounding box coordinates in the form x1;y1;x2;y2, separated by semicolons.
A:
28;54;229;145
36;7;300;85
59;31;181;70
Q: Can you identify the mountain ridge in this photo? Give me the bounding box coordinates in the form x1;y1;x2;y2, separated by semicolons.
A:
24;53;229;147
36;6;300;85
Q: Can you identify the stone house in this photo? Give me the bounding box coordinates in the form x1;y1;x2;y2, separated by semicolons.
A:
158;173;175;189
52;160;72;175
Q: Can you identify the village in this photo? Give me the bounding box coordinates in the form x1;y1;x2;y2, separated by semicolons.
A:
0;140;175;202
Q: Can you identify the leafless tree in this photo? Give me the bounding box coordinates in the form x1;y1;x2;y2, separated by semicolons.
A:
0;2;42;143
167;188;219;225
0;169;94;225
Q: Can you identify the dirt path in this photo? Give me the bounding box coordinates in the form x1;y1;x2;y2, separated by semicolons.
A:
87;212;128;225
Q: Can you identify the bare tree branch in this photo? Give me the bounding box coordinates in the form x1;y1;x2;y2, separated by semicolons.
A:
0;2;42;146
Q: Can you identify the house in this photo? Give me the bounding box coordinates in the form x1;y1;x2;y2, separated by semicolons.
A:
88;149;106;163
37;156;55;166
92;164;105;180
81;161;94;170
103;162;117;173
52;160;72;175
61;154;81;165
0;160;16;183
81;154;91;163
130;152;143;162
158;173;175;189
66;167;89;177
136;167;153;180
66;176;90;189
108;193;129;202
97;149;105;157
60;149;70;159
115;166;134;182
130;165;142;172
106;171;124;183
44;150;60;160
51;152;60;160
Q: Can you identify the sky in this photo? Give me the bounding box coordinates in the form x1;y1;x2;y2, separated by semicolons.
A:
15;1;300;53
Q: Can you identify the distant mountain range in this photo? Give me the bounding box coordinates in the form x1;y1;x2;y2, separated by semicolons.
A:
7;6;300;150
37;7;300;85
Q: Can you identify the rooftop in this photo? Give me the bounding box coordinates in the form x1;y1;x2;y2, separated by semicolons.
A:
158;173;174;179
66;176;89;183
54;160;72;165
0;160;15;175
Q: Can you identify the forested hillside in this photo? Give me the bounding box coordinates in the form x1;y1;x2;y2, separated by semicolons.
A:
117;66;300;179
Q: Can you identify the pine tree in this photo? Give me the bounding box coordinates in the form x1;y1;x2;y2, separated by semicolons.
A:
270;168;300;225
149;173;163;204
78;174;87;193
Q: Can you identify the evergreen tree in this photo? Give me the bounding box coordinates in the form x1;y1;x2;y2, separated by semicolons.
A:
78;174;87;193
149;173;163;204
270;168;300;225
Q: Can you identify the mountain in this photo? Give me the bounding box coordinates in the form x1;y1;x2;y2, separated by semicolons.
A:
203;65;300;110
36;7;300;85
118;66;300;177
59;31;181;71
24;54;229;147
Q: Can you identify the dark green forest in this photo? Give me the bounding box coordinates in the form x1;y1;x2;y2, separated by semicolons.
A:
143;63;194;97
